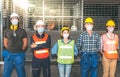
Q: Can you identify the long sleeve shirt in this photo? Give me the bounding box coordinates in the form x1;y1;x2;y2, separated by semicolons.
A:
30;32;51;53
77;31;101;52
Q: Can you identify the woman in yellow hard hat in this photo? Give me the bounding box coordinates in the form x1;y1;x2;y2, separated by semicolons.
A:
77;17;101;77
60;27;70;36
51;27;78;77
101;19;119;77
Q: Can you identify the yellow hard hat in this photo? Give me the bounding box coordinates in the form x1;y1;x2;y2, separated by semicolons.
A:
106;20;115;27
60;27;70;35
84;17;94;24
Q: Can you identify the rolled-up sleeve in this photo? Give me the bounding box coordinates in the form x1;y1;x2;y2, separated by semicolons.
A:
77;34;83;52
51;43;58;55
74;44;78;56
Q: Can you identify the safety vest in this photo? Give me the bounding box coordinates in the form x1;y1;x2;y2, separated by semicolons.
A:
102;34;119;59
32;33;49;59
57;40;74;64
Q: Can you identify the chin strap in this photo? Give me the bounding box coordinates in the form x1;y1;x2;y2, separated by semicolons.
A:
10;25;18;31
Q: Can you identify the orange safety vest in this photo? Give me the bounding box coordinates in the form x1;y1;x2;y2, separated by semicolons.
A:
102;34;119;59
32;33;49;59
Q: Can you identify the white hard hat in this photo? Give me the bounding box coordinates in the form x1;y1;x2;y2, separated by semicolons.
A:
35;20;45;26
10;12;19;19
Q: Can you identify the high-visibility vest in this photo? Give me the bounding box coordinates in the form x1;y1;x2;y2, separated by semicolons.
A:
102;34;119;59
32;33;49;59
57;40;74;64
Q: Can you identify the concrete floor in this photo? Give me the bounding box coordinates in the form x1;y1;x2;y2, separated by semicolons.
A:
0;61;120;77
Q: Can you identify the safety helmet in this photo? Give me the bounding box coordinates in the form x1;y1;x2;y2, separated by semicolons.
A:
10;12;19;19
34;20;45;30
60;27;70;35
84;17;94;24
35;20;45;26
106;19;115;27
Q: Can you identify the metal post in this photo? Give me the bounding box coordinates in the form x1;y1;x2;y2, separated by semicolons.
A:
118;5;120;31
81;0;84;31
23;0;28;31
12;0;15;12
43;0;45;21
58;6;61;30
62;0;64;28
0;0;3;60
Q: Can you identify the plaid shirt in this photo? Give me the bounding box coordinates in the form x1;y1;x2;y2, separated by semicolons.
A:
77;31;101;52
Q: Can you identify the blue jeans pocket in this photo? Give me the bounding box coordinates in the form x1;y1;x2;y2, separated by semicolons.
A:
91;54;100;67
80;53;89;68
15;56;25;64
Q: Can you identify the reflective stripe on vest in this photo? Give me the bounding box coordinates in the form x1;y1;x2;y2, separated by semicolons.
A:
59;46;72;48
32;34;49;59
35;49;48;54
106;41;116;44
35;41;46;44
104;51;118;59
59;56;72;59
106;51;117;54
34;48;49;59
57;40;74;64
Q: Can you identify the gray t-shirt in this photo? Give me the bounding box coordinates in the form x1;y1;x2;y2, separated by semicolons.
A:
4;28;27;53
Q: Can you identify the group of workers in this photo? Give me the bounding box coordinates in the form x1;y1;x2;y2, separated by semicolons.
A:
2;12;119;77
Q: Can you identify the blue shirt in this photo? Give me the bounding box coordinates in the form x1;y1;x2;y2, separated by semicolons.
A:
77;31;101;52
51;39;78;56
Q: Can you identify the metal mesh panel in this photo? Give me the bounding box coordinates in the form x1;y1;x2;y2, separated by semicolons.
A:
84;0;120;30
27;0;82;31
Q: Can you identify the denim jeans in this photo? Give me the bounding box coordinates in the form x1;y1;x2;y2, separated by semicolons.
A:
3;54;26;77
58;63;72;77
80;52;100;77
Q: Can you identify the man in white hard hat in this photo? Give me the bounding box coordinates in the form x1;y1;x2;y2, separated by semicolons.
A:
3;12;28;77
30;20;51;77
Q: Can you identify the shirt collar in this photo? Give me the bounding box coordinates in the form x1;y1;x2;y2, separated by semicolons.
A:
61;39;72;44
85;31;95;36
36;32;45;38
